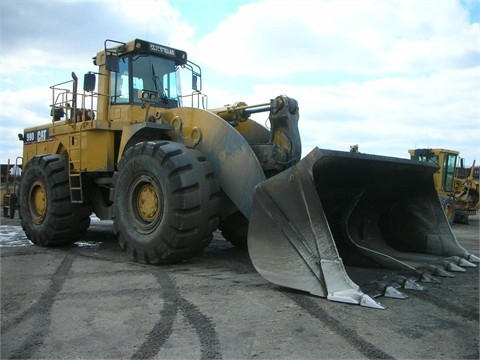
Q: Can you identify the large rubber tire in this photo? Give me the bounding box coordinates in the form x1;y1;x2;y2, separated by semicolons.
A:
20;155;92;246
113;141;220;264
219;211;249;250
440;196;455;226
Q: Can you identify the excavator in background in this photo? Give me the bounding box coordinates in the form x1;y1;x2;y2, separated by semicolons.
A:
16;38;478;309
409;148;480;224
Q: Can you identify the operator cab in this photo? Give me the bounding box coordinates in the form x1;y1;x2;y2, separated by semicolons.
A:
410;148;458;193
96;39;203;109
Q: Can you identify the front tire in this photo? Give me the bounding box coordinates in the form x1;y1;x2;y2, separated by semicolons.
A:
114;141;220;264
219;211;249;249
20;155;92;245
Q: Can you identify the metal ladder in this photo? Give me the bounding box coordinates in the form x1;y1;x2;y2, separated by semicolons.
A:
67;130;84;203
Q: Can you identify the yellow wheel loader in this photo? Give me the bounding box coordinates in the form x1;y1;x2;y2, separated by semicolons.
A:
18;39;478;309
409;148;480;224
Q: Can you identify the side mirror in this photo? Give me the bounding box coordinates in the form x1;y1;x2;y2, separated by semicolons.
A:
192;74;198;91
84;73;96;92
105;54;119;72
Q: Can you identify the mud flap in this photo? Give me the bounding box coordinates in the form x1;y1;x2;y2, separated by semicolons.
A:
247;148;477;308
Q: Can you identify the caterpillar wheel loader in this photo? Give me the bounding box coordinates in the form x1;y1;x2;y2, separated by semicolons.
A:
409;148;480;224
18;39;478;309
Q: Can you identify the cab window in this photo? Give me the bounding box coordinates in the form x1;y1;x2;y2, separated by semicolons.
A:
443;154;457;192
110;57;130;104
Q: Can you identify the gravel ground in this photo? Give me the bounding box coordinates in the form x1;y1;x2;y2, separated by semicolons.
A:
1;214;478;359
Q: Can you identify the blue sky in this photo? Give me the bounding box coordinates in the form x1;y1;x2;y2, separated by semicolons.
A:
1;0;479;166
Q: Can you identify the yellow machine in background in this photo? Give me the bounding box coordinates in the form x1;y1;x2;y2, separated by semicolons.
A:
1;157;22;219
16;39;478;309
409;148;480;224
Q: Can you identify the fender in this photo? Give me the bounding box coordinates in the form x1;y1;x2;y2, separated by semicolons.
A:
162;107;266;219
117;122;175;159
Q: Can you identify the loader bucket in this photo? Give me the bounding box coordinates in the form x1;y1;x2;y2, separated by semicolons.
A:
248;148;477;308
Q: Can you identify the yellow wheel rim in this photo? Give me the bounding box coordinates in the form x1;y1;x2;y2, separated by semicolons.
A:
444;204;453;220
29;179;47;224
136;183;159;223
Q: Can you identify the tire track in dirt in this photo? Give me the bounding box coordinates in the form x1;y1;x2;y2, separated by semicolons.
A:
406;290;479;321
131;271;222;360
130;272;178;359
5;253;75;359
285;291;395;360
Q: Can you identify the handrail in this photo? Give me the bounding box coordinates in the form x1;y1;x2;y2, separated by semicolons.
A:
50;79;99;125
179;91;208;109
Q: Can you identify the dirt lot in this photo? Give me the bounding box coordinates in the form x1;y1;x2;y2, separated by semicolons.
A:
1;214;478;359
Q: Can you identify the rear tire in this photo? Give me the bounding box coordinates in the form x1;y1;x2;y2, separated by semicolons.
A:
9;194;16;219
114;141;220;264
440;196;455;225
19;155;92;246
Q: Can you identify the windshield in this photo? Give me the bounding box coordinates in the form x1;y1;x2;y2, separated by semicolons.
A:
110;54;181;108
412;154;439;163
443;154;457;192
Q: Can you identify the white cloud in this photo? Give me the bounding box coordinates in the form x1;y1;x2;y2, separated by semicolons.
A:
0;86;52;163
0;0;195;83
117;0;196;48
195;0;477;77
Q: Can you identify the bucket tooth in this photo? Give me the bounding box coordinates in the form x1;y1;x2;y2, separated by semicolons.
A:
403;279;427;291
427;265;455;278
360;294;385;309
397;277;427;291
420;272;442;283
449;256;476;268
327;288;385;309
384;286;408;299
464;253;480;263
362;281;408;299
458;258;477;268
440;260;466;272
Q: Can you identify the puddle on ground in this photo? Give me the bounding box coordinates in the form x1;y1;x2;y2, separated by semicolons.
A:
74;241;102;249
0;228;102;249
0;226;33;247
